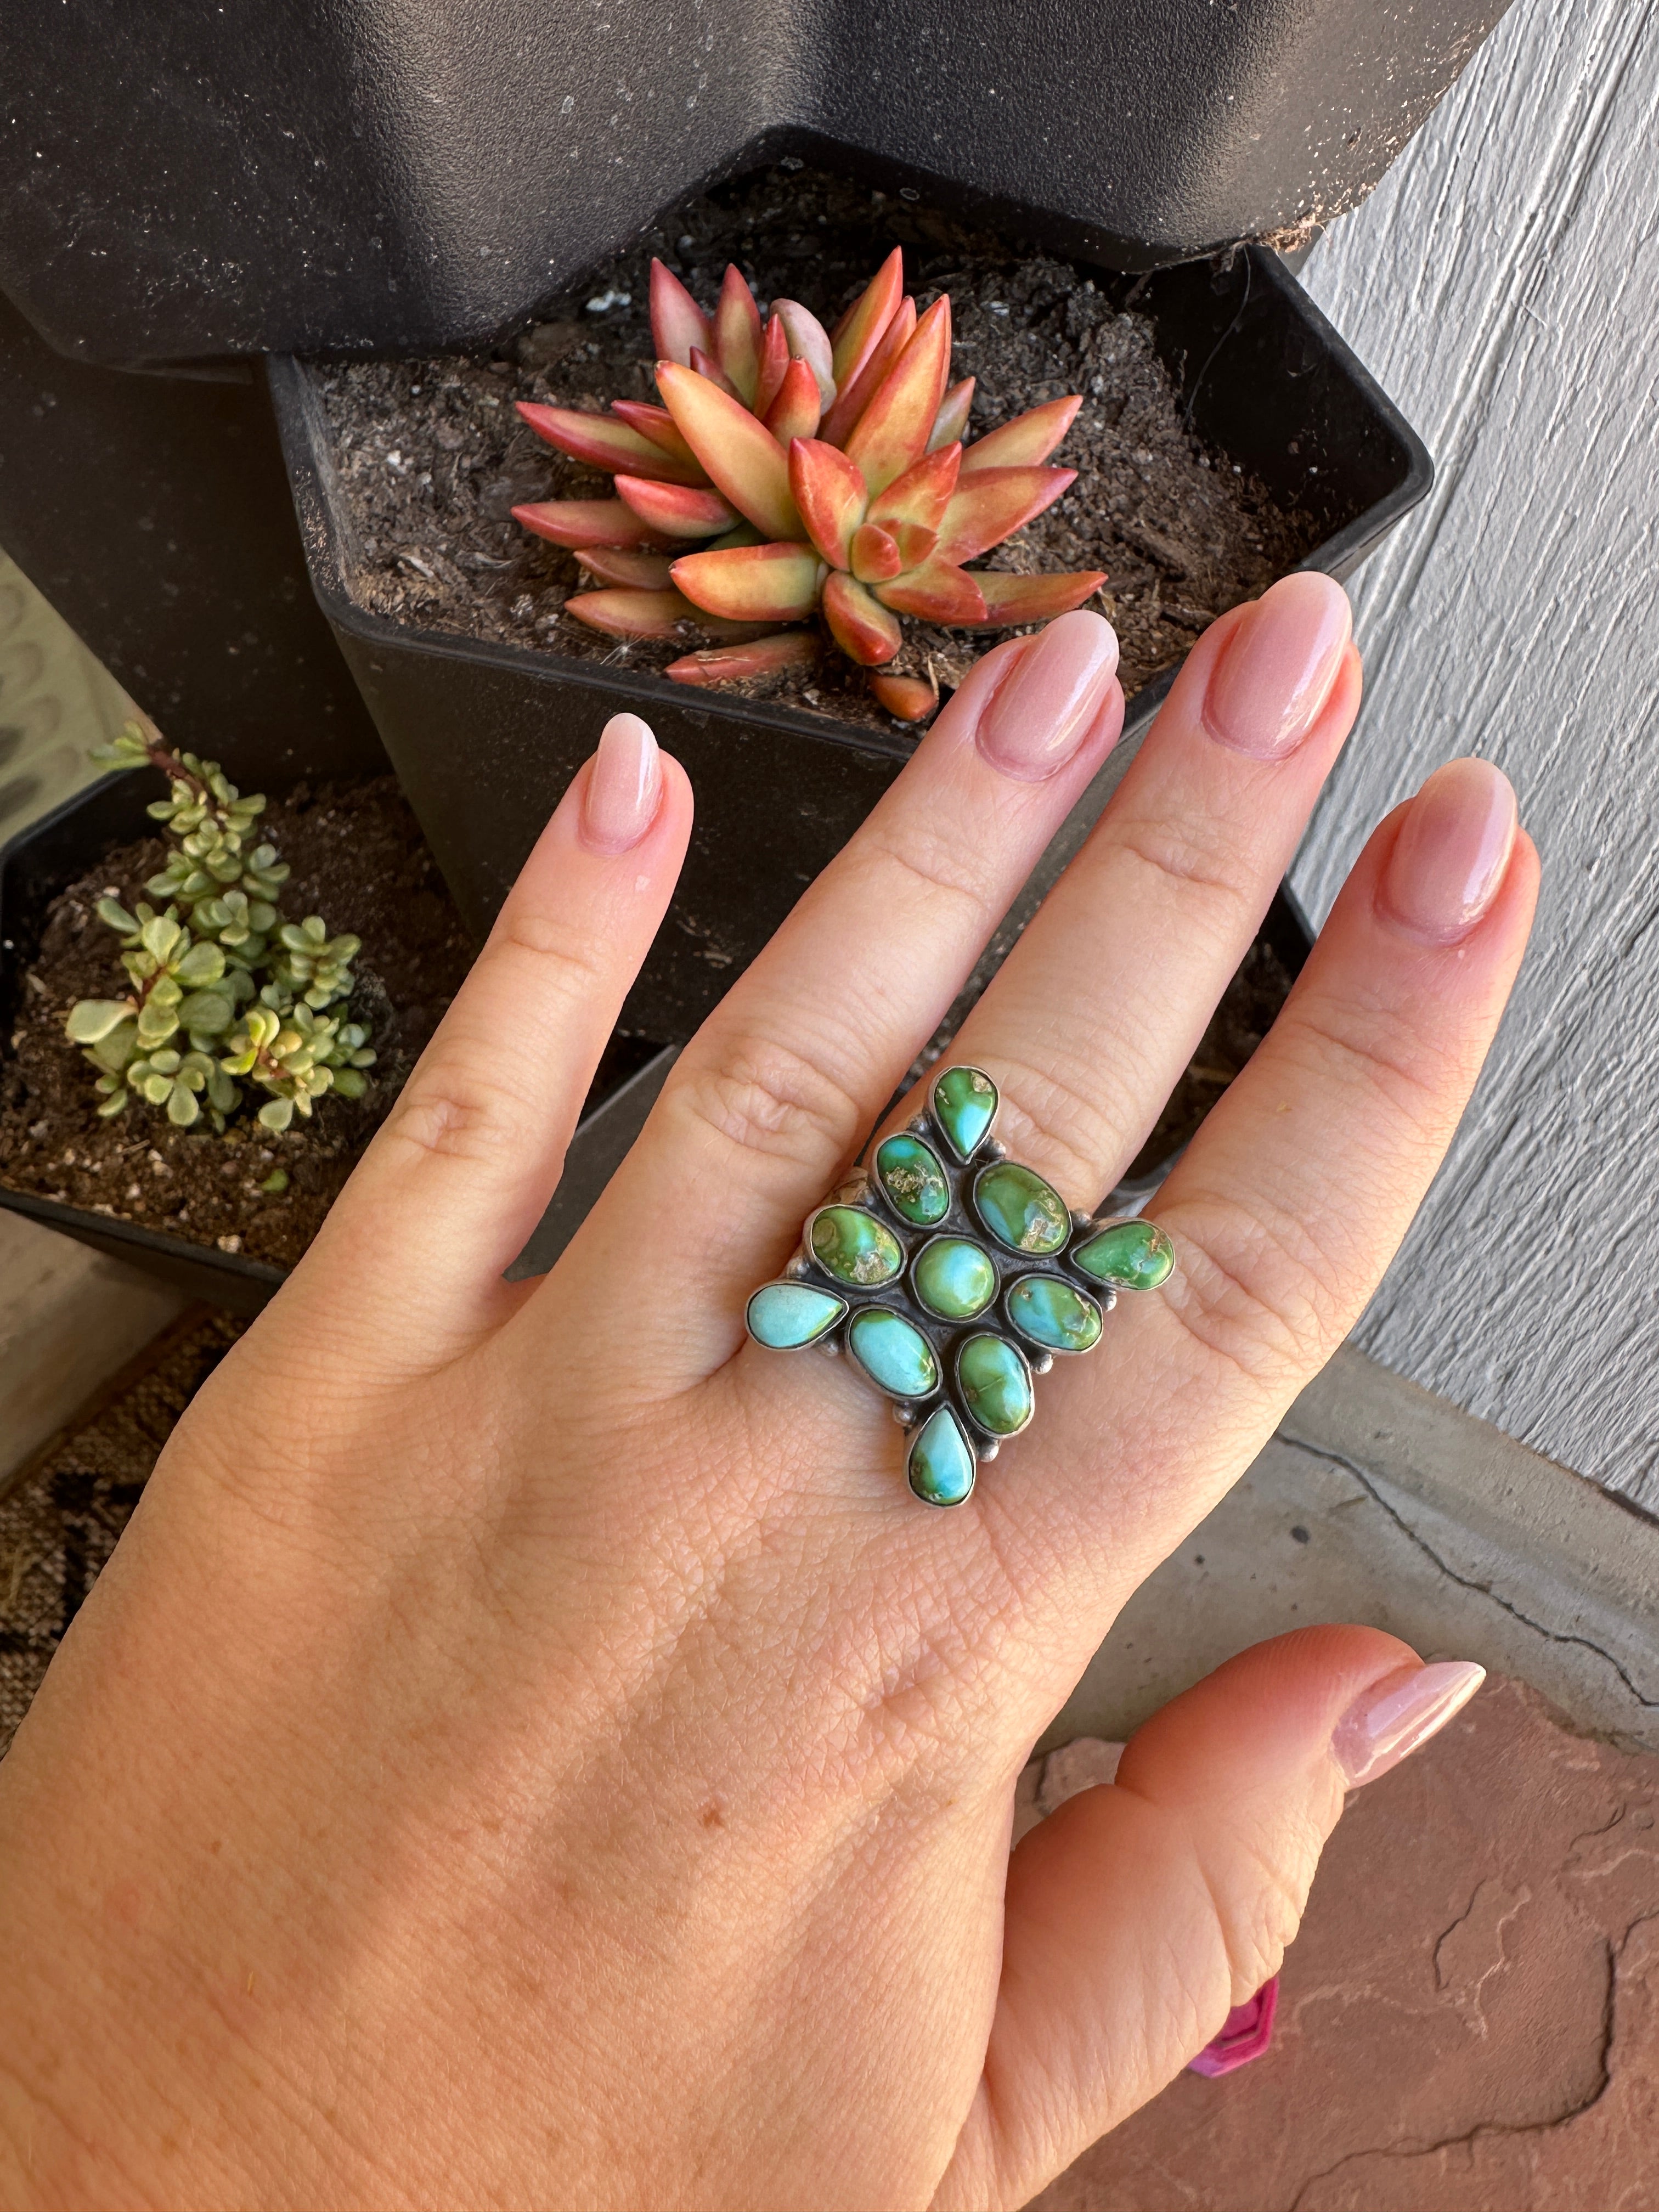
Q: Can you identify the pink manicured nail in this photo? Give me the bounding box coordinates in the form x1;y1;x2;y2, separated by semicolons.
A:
1331;1661;1486;1787
975;610;1120;782
582;712;662;853
1202;572;1351;759
1380;758;1518;945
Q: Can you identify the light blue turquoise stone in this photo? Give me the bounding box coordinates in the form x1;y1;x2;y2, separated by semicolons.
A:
746;1280;847;1348
1071;1217;1176;1291
972;1160;1070;1256
930;1064;998;1162
1006;1273;1103;1353
956;1331;1034;1436
908;1405;977;1507
848;1307;940;1398
912;1235;998;1321
810;1205;904;1287
876;1132;951;1226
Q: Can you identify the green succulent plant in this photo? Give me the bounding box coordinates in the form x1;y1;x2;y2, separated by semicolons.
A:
64;721;377;1135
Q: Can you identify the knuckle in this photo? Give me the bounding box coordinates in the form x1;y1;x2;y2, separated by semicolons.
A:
852;821;999;929
667;1031;868;1174
383;1056;545;1169
486;905;612;1012
1107;807;1259;912
1197;1821;1321;1999
1280;997;1452;1130
1161;1189;1344;1389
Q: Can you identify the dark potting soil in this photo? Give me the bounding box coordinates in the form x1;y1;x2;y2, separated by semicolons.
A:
315;163;1321;733
0;778;475;1265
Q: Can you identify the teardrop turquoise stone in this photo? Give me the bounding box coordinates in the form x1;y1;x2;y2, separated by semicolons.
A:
1072;1218;1175;1291
848;1307;940;1398
746;1280;847;1348
876;1132;950;1226
931;1064;998;1162
956;1332;1034;1436
908;1405;977;1507
912;1235;997;1321
810;1205;903;1287
972;1161;1069;1256
1006;1273;1103;1354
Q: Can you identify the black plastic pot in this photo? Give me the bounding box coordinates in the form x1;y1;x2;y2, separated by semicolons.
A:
0;776;682;1312
270;241;1429;1044
0;0;1511;365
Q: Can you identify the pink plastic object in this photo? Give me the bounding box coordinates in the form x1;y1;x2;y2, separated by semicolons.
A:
1187;1976;1278;2077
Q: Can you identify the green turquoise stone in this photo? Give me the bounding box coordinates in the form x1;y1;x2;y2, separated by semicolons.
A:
956;1332;1034;1437
848;1307;940;1399
876;1133;951;1226
931;1064;998;1162
972;1161;1069;1256
912;1235;997;1321
1006;1273;1103;1354
908;1405;977;1507
1072;1218;1176;1291
810;1205;903;1288
746;1281;847;1348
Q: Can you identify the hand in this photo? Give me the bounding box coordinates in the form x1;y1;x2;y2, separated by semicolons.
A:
0;579;1535;2211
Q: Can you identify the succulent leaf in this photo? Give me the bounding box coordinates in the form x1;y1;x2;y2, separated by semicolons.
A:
512;498;675;550
564;586;711;641
613;475;740;539
957;569;1109;624
665;631;819;685
762;357;823;445
867;441;962;535
928;377;976;452
844;297;952;496
788;437;868;569
822;572;902;665
873;560;988;624
849;523;904;584
688;345;742;400
574;546;678;589
961;395;1082;472
829;248;904;396
670;542;826;623
608;400;704;470
934;466;1078;564
656;362;804;543
649;257;713;366
66;997;136;1044
513;400;707;487
870;672;940;722
754;313;791;418
772;300;837;407
820;296;916;448
714;265;764;405
893;521;939;569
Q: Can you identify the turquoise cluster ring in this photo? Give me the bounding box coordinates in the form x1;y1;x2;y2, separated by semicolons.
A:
745;1064;1176;1508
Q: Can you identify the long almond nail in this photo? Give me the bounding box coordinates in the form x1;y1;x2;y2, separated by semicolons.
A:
1331;1661;1485;1787
582;712;662;853
1203;572;1352;759
975;610;1120;782
1380;758;1518;945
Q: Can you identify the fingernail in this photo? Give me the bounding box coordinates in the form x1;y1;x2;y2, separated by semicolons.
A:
1331;1660;1485;1787
976;610;1120;782
1203;572;1351;759
1380;758;1518;945
582;712;662;853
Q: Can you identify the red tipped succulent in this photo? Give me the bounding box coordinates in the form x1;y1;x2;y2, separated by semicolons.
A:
513;251;1105;719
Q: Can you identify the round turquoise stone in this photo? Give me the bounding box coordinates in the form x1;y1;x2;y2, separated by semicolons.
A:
912;1235;997;1321
956;1333;1034;1437
848;1307;940;1399
908;1405;977;1507
809;1205;903;1288
876;1133;950;1226
746;1281;847;1349
931;1064;998;1162
1006;1273;1103;1354
1072;1217;1176;1291
972;1161;1069;1256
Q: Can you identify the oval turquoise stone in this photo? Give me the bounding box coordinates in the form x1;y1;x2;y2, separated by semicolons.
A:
1072;1218;1176;1291
912;1235;997;1321
809;1205;903;1287
1006;1273;1103;1354
909;1405;977;1507
956;1333;1034;1436
931;1064;998;1162
746;1280;847;1349
876;1133;951;1226
972;1161;1069;1256
848;1307;940;1399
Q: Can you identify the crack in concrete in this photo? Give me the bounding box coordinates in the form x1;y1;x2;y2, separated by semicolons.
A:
1276;1431;1659;1711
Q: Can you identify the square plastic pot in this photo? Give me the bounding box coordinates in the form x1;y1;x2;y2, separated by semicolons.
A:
270;243;1429;1045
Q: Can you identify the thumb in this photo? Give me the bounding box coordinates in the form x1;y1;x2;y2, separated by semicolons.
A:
935;1627;1486;2212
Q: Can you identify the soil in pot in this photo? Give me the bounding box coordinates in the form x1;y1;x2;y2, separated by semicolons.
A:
0;777;652;1267
315;162;1322;734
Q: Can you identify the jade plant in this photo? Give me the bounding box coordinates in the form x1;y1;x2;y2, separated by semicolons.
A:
64;723;375;1133
512;250;1105;718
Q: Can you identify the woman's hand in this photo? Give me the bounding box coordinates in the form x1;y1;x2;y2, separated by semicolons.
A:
0;578;1535;2212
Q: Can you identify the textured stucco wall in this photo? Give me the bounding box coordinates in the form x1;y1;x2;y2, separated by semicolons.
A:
1294;0;1659;1504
